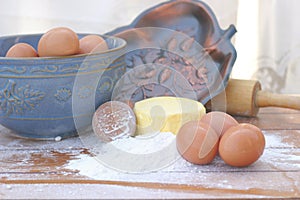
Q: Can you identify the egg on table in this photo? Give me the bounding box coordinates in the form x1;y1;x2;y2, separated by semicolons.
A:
200;111;239;137
219;123;265;167
176;120;219;165
92;101;136;142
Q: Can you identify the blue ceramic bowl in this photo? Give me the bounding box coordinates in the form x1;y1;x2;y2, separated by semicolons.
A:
0;34;126;139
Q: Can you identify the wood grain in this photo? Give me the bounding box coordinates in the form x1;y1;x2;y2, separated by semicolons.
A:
0;108;299;199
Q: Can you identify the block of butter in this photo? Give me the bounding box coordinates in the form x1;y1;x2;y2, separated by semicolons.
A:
133;96;206;135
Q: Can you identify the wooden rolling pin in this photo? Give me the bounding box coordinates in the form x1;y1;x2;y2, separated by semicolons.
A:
206;79;300;117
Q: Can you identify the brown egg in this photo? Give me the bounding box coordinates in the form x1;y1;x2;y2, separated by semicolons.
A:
6;43;38;57
219;123;265;167
38;27;79;57
200;111;239;137
79;35;108;54
92;101;136;142
176;120;219;165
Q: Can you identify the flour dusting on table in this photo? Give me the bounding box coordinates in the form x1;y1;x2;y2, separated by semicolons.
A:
65;132;300;193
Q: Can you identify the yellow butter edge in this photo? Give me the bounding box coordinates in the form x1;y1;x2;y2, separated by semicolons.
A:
134;97;206;135
134;96;205;113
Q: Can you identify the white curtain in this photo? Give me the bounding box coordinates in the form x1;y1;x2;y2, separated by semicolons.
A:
233;0;300;94
0;0;169;35
0;0;298;94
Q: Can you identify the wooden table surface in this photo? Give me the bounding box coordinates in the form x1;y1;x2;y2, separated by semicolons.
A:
0;107;299;199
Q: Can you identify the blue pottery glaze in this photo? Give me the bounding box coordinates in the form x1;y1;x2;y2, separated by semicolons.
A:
0;34;126;139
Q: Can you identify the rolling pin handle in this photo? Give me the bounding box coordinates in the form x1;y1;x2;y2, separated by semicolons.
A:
256;91;300;110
